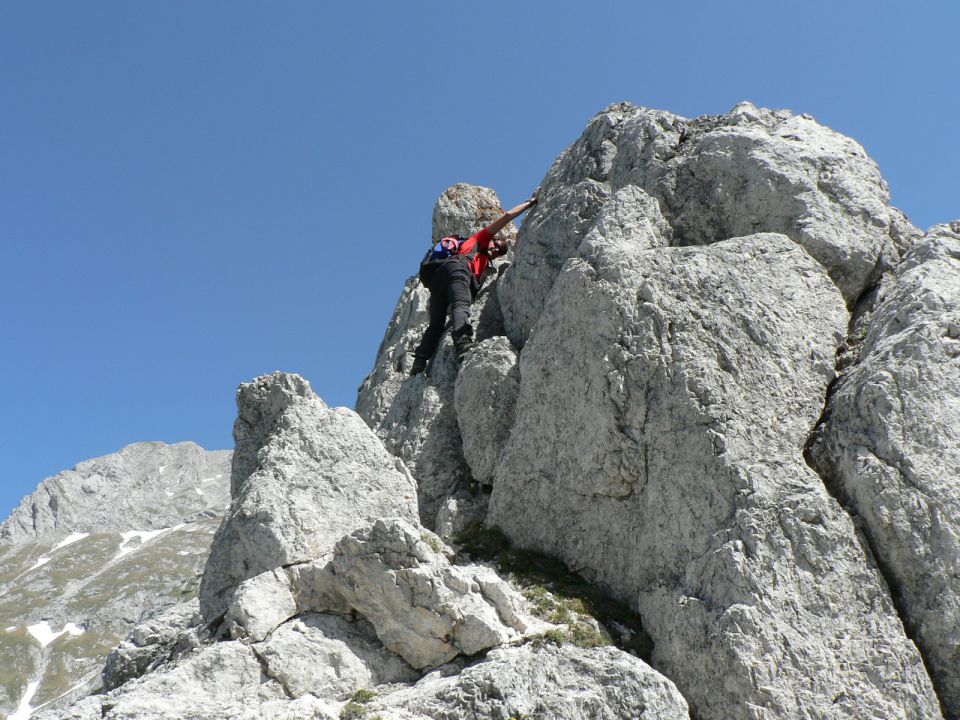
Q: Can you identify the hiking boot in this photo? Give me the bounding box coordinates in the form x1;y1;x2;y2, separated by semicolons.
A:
454;338;474;365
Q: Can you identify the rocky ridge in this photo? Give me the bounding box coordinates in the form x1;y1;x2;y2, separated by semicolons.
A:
353;101;957;719
6;100;959;720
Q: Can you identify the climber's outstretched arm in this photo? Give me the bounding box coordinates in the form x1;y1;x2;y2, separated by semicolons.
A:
483;188;540;237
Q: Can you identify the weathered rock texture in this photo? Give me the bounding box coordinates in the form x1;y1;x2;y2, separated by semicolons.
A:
356;184;517;528
41;363;687;720
368;644;690;719
453;336;520;484
329;517;538;669
199;372;419;622
37;640;291;720
498;101;915;349
252;613;417;700
103;599;205;691
1;441;231;544
809;221;960;716
490;224;940;718
361;103;953;719
223;568;298;642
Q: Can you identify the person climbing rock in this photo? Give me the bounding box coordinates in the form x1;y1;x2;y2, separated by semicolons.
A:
410;189;539;376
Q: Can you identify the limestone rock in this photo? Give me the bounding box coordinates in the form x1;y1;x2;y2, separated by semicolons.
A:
367;644;690;719
454;336;521;484
253;613;417;699
41;693;341;720
498;177;612;347
650;103;900;303
329;517;539;669
431;182;518;248
578;184;673;281
224;568;298;642
433;487;489;539
809;221;960;715
490;232;941;719
199;372;419;622
1;441;231;543
285;559;352;617
103;599;204;690
356;184;518;526
499;101;916;348
358;337;471;528
48;641;283;720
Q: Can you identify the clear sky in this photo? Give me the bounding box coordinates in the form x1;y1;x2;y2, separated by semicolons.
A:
1;2;957;520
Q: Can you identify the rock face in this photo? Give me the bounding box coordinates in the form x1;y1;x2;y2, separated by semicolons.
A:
1;441;231;544
50;369;685;719
199;372;420;622
453;336;520;484
103;600;205;691
490;226;939;718
356;184;517;528
809;221;960;716
252;613;417;700
368;644;690;720
44;640;291;720
498;101;913;350
329;517;538;669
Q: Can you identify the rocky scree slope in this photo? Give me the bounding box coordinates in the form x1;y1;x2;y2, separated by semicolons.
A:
0;442;230;720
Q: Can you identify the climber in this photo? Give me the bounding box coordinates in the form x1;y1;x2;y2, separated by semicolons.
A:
410;189;540;376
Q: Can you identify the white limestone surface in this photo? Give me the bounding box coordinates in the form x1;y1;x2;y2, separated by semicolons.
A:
809;222;960;715
199;372;419;622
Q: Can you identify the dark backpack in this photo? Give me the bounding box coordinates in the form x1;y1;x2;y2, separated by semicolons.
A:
418;236;463;285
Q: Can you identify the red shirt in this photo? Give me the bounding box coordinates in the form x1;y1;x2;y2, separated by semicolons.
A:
457;227;494;279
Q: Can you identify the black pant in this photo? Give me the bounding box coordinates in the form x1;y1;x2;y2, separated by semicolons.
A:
414;258;473;364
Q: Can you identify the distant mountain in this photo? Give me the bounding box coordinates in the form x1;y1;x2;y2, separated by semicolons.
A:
0;442;230;719
1;442;231;544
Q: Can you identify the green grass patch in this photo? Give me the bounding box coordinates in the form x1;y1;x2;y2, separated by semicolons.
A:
349;688;376;704
419;532;445;555
0;630;40;708
454;523;653;658
339;688;377;719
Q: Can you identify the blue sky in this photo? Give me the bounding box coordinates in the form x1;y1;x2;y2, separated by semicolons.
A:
1;2;957;520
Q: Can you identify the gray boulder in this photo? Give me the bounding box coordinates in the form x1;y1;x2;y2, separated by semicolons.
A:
499;101;916;349
433;486;489;539
809;221;960;715
40;641;286;720
367;644;690;720
329;517;540;669
199;372;419;623
489;228;941;718
103;599;204;690
253;613;417;699
223;568;298;642
453;336;520;484
356;184;518;526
